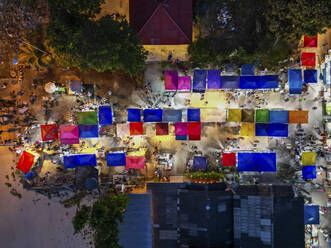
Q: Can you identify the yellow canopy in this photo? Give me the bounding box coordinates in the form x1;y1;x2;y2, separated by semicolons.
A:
240;123;255;136
227;109;242;122
301;152;316;165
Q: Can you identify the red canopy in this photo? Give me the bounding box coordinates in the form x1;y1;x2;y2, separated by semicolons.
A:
41;123;58;141
16;151;35;174
189;135;200;140
303;35;317;47
188;122;201;135
125;156;145;169
222;153;236;167
301;52;316;66
156;123;169;135
130;122;143;136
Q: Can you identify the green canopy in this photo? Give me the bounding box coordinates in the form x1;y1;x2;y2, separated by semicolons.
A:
77;111;98;125
255;109;269;123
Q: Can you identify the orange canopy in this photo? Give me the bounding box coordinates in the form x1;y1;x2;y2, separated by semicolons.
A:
289;111;308;124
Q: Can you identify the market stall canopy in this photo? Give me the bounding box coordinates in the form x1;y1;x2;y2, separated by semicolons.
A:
164;70;178;90
269;110;289;123
193;70;207;93
64;154;97;169
156;123;169;135
304;69;317;83
117;123;130;137
240;123;255;136
41;123;58;141
227;109;242;122
241;109;255;122
255;123;269;136
79;125;99;138
107;153;126;166
301;152;316;165
98;106;112;125
237;153;276;172
178;76;191;91
241;64;255;76
144;109;162;122
201;108;226;122
302;165;316;179
288;69;303;94
16;151;35;174
220;76;240;89
255;109;269;123
303;35;317;47
222;153;236;167
130;122;144;135
187;108;200;122
174;122;188;135
189;135;200;140
127;109;141;122
77;111;98;125
301;52;316;67
162;109;182;122
70;80;82;92
268;123;288;137
188;122;201;135
125;156;145;169
240;76;259;89
176;135;187;140
304;205;319;225
289;110;309;124
193;156;207;169
259;75;279;88
60;125;79;144
44;82;57;93
207;70;221;89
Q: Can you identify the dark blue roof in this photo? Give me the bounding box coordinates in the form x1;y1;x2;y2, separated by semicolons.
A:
128;109;141;122
79;125;99;138
241;64;255;76
304;205;319;224
255;123;269;136
207;70;221;89
187;108;200;122
268;123;288;137
98;106;113;125
304;69;318;83
193;70;207;92
144;109;162;122
220;76;240;89
269;110;289;123
237;153;276;172
107;153;126;166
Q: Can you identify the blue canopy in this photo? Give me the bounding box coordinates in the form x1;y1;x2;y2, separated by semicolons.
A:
288;69;303;94
162;109;182;122
176;135;187;140
268;123;288;137
259;75;279;88
107;153;126;166
99;106;112;125
207;70;221;89
255;123;269;136
304;70;318;83
241;64;255;75
187;109;200;122
64;154;97;169
302;166;316;179
237;153;276;172
143;109;162;122
79;125;99;138
193;70;207;92
220;76;240;89
269;110;289;123
128;109;141;122
304;205;320;225
240;76;259;89
193;156;207;169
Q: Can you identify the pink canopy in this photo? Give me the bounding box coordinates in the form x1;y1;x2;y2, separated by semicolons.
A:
165;71;178;90
125;156;145;169
175;122;188;135
60;125;79;144
178;76;191;90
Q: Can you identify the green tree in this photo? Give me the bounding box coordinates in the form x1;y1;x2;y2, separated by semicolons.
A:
73;193;129;248
46;0;105;17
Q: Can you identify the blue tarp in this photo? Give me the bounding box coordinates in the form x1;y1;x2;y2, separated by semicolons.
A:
176;135;187;140
64;154;97;169
255;123;269;136
128;109;141;122
304;205;320;225
99;106;112;125
268;123;288;137
193;156;207;169
302;166;317;179
187;109;200;122
143;109;162;122
259;75;279;88
79;125;99;138
269;110;289;123
162;109;182;122
288;69;303;94
240;76;259;89
107;153;126;166
207;70;221;89
304;70;318;83
193;70;207;92
237;153;276;172
241;64;255;76
220;76;240;89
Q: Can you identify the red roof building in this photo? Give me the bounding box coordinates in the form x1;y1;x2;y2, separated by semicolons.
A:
129;0;192;45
